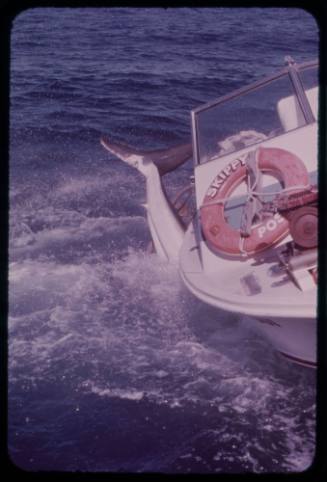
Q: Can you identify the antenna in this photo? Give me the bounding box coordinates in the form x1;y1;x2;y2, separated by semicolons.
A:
284;55;296;66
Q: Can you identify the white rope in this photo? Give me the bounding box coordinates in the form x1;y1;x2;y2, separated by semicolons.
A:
200;183;312;209
238;236;248;257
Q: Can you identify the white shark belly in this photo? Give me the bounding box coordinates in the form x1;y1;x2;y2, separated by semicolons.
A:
145;164;184;262
100;136;189;262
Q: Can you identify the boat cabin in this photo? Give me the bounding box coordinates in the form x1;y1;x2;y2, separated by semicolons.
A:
191;58;318;270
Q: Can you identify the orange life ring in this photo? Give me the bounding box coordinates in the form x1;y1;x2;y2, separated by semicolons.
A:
200;147;310;257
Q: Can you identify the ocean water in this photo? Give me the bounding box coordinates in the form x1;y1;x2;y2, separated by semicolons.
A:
9;7;318;473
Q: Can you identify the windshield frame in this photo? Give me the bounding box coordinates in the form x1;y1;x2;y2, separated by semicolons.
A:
191;59;318;166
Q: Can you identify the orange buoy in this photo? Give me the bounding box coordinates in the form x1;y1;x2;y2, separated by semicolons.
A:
200;147;310;257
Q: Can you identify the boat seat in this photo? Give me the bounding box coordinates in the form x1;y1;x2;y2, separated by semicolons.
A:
277;86;318;131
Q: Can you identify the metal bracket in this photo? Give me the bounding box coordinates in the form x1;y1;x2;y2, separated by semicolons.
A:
240;150;264;237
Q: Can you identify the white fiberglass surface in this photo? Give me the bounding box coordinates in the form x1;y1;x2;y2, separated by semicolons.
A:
179;224;317;319
191;126;318;300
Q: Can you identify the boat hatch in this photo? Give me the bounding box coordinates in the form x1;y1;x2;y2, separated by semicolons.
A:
191;61;318;166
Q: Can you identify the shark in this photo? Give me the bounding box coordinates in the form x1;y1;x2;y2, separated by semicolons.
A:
100;137;193;262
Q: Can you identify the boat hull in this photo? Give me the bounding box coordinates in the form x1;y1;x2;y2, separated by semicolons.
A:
179;221;317;368
244;315;316;368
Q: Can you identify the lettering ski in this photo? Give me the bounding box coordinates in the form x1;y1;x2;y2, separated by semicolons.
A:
207;156;246;198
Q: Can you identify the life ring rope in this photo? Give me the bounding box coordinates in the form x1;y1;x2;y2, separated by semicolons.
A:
200;183;311;209
238;236;247;257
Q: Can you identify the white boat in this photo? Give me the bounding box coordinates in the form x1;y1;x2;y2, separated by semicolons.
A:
101;57;318;368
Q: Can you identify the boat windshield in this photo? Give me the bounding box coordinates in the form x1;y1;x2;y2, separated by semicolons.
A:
298;65;318;120
193;66;318;165
300;64;318;92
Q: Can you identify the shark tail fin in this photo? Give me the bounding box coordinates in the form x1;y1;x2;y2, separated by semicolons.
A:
101;136;192;177
100;137;150;176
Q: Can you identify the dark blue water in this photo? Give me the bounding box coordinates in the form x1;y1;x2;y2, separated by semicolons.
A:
9;8;318;473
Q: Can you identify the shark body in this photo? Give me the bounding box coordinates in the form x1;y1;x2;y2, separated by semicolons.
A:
101;137;192;262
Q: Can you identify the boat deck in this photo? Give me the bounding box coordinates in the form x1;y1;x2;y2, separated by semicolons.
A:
179;220;317;319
